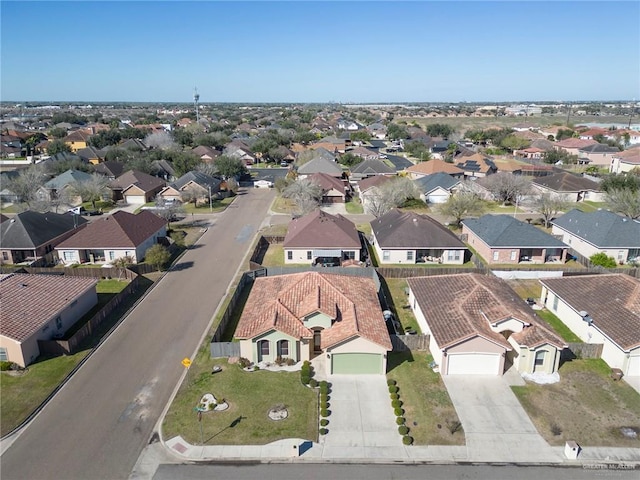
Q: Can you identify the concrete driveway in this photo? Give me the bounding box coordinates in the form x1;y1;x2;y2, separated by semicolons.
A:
322;375;402;458
443;376;562;463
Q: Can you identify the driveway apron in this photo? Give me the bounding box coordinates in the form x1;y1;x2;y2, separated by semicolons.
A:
323;375;401;450
443;376;561;463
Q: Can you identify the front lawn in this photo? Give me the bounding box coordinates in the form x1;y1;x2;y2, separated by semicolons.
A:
262;244;284;266
162;349;318;445
387;351;464;445
0;351;89;436
345;199;363;214
512;359;640;446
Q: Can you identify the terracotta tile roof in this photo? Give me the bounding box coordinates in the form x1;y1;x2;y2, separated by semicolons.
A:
405;159;463;176
235;272;391;350
284;210;360;249
407;273;564;350
540;274;640;350
0;273;97;342
309;172;347;195
614;149;640;165
56;211;166;249
554;138;598;149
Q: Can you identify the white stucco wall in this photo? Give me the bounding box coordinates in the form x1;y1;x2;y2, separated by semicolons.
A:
374;243;465;265
284;248;360;265
551;226;631;263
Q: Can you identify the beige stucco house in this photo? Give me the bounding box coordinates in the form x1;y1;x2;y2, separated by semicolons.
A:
0;273;98;367
234;271;392;375
407;274;565;376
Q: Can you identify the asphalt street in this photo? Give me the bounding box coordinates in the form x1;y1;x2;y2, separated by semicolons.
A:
152;463;640;480
0;188;276;480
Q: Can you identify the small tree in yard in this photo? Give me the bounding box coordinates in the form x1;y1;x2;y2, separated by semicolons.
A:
437;193;486;227
145;244;170;271
527;192;570;228
113;255;134;280
482;172;531;205
589;252;617;268
364;177;419;217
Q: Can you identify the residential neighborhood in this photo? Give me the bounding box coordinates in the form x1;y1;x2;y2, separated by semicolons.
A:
2;98;640;478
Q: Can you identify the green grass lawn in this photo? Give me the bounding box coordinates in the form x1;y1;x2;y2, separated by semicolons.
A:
575;201;607;213
345;199;364;214
387;352;464;445
262;244;284;266
381;278;421;334
512;359;640;446
356;223;372;237
162;349;318;445
506;280;582;342
182;196;235;214
0;351;90;436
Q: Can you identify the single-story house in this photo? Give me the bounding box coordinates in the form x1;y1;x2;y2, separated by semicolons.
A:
371;209;467;264
531;172;604;203
38;169;93;203
283;209;362;266
234;271;392;374
455;154;497;178
109;170;166;204
309;172;349;203
158;171;222;205
551;209;640;265
539;274;640;377
297;156;344;179
404;159;464;180
414;172;461;204
0;211;88;265
349;159;395;182
462;214;568;264
577;143;621;167
407;273;565;375
56;210;167;265
553;138;598;157
0;273;98;367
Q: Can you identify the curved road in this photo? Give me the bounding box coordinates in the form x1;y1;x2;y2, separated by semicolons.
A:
1;188;276;480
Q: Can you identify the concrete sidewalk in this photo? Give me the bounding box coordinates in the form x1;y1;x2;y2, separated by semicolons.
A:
160;435;640;465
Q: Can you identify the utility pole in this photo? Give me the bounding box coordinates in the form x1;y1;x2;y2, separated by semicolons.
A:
208;185;212;213
566;102;572;126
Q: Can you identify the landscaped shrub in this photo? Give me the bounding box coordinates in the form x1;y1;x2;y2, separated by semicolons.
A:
320;428;328;435
320;419;329;427
388;385;398;394
396;417;405;425
321;409;330;417
390;393;399;400
402;435;413;445
387;379;397;386
394;407;404;416
320;393;329;403
286;358;295;366
550;423;563;436
301;375;311;385
391;399;402;408
309;378;318;388
398;425;409;435
319;380;328;390
0;361;12;371
238;357;251;368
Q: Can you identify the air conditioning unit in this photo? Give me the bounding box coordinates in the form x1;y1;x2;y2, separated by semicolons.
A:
579;311;593;325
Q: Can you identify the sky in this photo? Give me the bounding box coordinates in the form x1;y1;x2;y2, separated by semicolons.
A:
1;1;639;103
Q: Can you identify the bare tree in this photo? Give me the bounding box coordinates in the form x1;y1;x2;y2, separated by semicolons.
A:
436;193;486;227
363;177;420;217
7;165;47;208
482;172;531;205
282;178;322;216
605;188;640;219
144;131;178;150
527;192;571;228
68;174;110;210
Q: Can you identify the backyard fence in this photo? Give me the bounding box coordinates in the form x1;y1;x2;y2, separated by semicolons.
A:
376;266;486;278
210;272;254;344
390;334;430;352
563;343;604;360
38;276;140;356
1;265;136;280
210;342;241;358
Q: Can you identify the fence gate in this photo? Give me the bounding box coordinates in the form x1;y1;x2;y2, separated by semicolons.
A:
210;342;241;358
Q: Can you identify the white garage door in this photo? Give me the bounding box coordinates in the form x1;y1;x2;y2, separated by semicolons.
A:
447;353;501;375
427;193;449;204
125;195;146;204
627;355;640;377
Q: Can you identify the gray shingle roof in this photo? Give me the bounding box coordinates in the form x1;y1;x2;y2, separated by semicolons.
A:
297;156;343;176
371;209;466;249
44;169;93;190
414;172;460;194
350;159;395;175
552;209;640;248
170;171;222;191
532;172;601;193
462;214;567;248
0;211;88;249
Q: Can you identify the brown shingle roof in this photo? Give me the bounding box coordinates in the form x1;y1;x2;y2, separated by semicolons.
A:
532;172;601;193
358;175;393;192
0;273;97;342
234;272;391;350
309;172;347;195
56;211;166;249
407;273;564;350
405;159;463;176
110;170;166;192
284;210;360;249
540;274;640;350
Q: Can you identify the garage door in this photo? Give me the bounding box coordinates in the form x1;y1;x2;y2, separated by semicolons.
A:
125;195;146;204
447;353;501;375
331;353;382;374
628;356;640;377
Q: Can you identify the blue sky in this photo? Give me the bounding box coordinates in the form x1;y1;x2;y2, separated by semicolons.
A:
1;1;639;103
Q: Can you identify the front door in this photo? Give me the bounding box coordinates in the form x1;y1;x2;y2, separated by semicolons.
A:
313;329;322;353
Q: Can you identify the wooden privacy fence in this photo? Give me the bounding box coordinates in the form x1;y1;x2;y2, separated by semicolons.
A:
38;276;140;356
563;342;604;360
210;342;241;358
391;334;430;352
0;265;136;280
210;272;253;343
376;267;485;278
